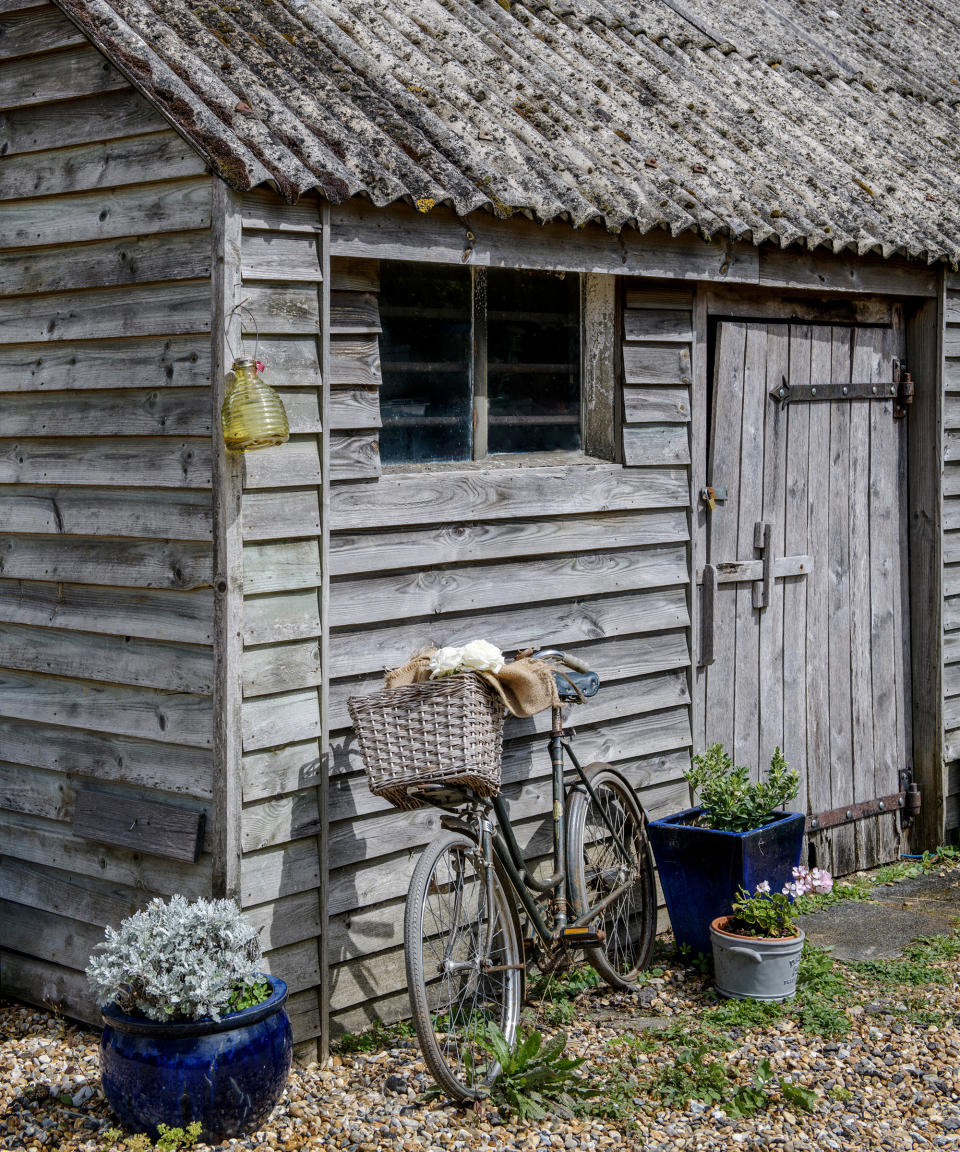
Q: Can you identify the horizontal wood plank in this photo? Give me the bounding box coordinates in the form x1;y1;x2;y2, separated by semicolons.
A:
241;230;322;282
622;425;691;466
331;463;688;530
0;760;73;821
0;232;212;298
240;189;321;233
0;856;148;929
331;198;758;282
327;585;689;679
0;486;212;540
0;579;213;645
0;44;125;109
242;284;319;336
241;835;320;907
330;433;381;480
1;178;211;249
242;639;321;699
0;716;212;796
241;588;321;647
0;281;211;343
242;887;321;952
0;667;212;747
0;534;212;590
242;488;320;542
329;291;381;334
241;437;320;490
0;949;99;1025
243;739;322;804
329;387;381;431
0;620;212;693
242;539;321;596
241;687;320;753
622;343;692;385
0;437;212;488
72;788;206;863
1;88;167;157
0;5;85;59
622;385;691;424
622;308;693;343
0;130;207;200
758;248;937;297
330;257;379;293
241;789;320;853
0;337;210;392
329;335;381;388
330;508;687;576
0;808;212;898
330;543;687;628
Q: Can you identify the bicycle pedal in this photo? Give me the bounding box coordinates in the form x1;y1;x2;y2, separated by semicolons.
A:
559;925;605;948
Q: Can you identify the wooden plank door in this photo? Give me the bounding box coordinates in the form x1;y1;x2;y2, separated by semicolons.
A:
702;321;911;875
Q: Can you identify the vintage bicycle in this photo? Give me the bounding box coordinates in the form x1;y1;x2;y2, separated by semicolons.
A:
393;649;658;1101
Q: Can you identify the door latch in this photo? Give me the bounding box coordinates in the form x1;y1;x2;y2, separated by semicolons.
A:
700;486;727;511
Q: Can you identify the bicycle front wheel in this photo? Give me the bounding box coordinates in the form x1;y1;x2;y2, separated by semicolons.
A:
404;831;522;1101
565;764;656;988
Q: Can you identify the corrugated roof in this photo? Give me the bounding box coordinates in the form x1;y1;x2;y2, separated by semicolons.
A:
54;0;960;263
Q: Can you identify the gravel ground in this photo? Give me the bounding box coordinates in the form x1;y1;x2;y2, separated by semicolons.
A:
2;876;959;1152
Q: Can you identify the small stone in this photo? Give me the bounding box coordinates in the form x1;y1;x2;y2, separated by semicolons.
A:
384;1074;408;1094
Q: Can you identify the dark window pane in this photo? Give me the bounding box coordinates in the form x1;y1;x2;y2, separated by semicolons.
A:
378;261;472;464
486;269;580;455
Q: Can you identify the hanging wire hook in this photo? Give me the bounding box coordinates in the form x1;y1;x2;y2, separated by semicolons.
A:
224;298;260;366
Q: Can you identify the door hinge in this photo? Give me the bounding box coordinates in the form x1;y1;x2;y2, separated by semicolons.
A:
806;778;920;833
770;360;914;420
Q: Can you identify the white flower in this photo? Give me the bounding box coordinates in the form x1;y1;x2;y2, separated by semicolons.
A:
428;645;465;678
428;640;504;678
755;880;771;894
458;640;504;674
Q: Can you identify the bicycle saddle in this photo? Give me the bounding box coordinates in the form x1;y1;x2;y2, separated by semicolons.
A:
554;668;600;702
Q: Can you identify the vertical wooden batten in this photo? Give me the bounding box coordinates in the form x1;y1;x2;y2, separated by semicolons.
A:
317;199;332;1058
210;180;245;899
908;280;945;849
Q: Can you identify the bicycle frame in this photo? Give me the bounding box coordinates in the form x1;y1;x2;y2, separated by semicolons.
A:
488;705;640;948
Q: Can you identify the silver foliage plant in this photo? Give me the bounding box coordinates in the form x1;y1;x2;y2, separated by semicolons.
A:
86;895;264;1022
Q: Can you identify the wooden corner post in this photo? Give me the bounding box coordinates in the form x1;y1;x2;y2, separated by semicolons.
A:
906;278;946;850
211;180;245;899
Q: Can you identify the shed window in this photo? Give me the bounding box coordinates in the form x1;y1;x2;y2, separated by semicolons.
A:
378;262;581;464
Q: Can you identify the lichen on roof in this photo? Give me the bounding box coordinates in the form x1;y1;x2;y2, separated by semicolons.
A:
52;0;960;263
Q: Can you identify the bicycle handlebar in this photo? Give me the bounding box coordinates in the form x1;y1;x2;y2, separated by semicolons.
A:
530;648;591;675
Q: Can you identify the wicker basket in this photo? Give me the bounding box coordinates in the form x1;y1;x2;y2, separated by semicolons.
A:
347;674;505;810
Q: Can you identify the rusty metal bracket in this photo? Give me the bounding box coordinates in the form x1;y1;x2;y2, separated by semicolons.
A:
806;790;911;833
894;367;915;419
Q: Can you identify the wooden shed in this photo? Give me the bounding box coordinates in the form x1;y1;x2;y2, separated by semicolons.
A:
1;0;958;1055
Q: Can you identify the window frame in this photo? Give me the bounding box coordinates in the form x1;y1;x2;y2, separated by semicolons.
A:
376;263;618;469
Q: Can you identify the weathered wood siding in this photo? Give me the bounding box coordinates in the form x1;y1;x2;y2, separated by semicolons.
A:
0;3;214;1020
235;191;327;1044
323;267;692;1033
943;279;960;834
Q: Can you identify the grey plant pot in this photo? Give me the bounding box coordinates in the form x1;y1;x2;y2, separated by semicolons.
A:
710;916;804;1002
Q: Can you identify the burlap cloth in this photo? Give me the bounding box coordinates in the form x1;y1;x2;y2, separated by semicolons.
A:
385;651;560;718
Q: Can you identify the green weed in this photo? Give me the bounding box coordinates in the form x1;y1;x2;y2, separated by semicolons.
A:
850;931;960;988
333;1018;415;1054
155;1123;202;1152
476;1023;597;1122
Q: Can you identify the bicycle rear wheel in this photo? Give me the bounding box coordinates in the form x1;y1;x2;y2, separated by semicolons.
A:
565;763;656;988
404;831;522;1101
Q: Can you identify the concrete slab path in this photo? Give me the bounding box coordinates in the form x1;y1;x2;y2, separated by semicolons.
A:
797;865;960;962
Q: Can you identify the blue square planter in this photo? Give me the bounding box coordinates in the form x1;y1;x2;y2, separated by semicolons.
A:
647;807;806;958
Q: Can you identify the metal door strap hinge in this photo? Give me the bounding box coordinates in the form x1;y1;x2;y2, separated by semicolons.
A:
806;784;919;832
771;360;914;419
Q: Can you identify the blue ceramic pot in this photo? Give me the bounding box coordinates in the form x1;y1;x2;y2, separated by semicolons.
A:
647;808;806;957
99;975;292;1143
